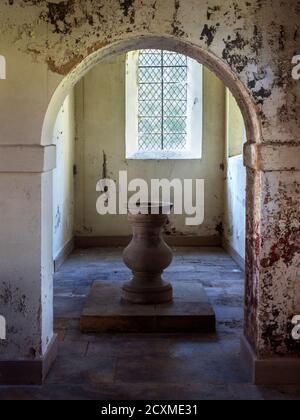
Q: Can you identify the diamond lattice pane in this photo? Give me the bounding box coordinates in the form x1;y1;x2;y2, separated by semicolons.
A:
139;101;162;117
164;84;187;101
139;84;161;101
142;49;162;54
139;117;161;134
164;100;187;116
139;52;162;67
164;117;187;134
163;53;187;67
164;133;187;150
139;133;162;150
139;67;161;83
163;66;187;83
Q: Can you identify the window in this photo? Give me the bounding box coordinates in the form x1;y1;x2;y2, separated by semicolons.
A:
138;50;188;152
126;49;203;160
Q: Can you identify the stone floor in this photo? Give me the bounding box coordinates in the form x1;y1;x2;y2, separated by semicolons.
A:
1;247;300;400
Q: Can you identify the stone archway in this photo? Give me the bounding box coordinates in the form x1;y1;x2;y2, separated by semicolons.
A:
42;35;261;147
42;34;263;377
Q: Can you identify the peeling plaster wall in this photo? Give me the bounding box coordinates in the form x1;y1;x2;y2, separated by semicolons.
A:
74;55;225;239
258;171;300;355
0;0;299;143
0;0;299;361
52;93;75;259
0;173;45;360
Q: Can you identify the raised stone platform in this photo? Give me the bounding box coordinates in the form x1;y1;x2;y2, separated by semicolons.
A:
80;281;216;333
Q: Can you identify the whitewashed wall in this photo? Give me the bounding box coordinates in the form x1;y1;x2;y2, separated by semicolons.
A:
223;89;246;267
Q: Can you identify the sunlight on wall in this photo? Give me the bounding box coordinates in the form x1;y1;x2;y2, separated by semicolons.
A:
223;88;247;266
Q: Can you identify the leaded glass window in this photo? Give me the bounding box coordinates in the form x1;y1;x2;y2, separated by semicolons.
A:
137;50;188;151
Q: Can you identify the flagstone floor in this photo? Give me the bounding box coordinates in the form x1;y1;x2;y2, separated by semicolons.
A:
1;247;300;400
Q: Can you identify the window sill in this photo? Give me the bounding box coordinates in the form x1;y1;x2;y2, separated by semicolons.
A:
126;150;202;160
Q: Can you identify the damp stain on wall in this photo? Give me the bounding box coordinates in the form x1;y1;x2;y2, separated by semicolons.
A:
171;0;185;37
200;24;218;47
119;0;135;24
0;281;28;317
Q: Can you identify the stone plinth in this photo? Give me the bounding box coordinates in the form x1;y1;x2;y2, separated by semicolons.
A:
80;281;216;333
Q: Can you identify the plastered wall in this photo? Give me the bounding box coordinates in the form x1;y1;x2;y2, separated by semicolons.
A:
223;89;247;266
74;55;225;240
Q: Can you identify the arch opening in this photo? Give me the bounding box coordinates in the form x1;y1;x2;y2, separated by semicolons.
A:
48;35;261;382
42;35;261;147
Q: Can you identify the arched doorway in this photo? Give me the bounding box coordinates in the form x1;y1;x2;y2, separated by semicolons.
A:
43;34;262;381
